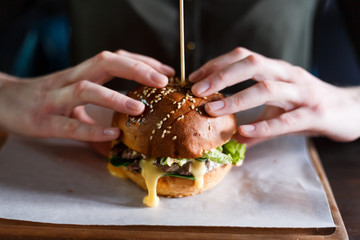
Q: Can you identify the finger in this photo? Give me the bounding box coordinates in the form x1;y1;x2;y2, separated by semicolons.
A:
204;81;299;116
43;115;120;141
232;132;270;148
62;80;145;116
191;54;289;97
189;47;252;82
71;106;96;125
238;108;313;138
64;51;169;87
115;49;175;76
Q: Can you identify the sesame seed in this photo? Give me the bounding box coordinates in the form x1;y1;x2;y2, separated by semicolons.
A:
170;111;175;114
203;97;207;99
190;105;195;110
150;136;153;140
163;117;167;121
167;126;172;129
195;108;199;111
166;130;170;134
152;130;155;134
154;100;158;103
177;105;181;109
150;109;154;113
173;101;177;104
150;105;153;109
159;120;163;125
177;115;184;121
190;99;196;103
172;136;177;140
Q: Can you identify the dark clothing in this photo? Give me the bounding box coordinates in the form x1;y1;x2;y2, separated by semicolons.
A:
70;0;318;90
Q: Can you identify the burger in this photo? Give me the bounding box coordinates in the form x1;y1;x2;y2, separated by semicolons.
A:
108;79;246;207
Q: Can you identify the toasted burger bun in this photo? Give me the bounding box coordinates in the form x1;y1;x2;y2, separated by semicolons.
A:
112;84;237;158
119;164;232;197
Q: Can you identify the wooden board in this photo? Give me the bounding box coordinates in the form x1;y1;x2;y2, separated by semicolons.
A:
0;133;348;239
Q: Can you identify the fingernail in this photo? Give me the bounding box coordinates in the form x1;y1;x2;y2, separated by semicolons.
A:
193;80;210;95
240;125;255;132
104;128;119;136
189;69;203;82
126;99;144;112
207;100;225;112
160;65;175;76
151;72;168;86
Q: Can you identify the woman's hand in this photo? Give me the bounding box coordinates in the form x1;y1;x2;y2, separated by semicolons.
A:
0;50;174;141
189;47;360;145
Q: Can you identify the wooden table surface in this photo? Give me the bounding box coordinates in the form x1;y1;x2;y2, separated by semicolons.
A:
313;137;360;240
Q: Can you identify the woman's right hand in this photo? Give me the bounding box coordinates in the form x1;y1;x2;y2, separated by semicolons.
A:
0;50;175;141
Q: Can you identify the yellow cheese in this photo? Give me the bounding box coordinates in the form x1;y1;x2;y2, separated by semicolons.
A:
190;160;206;190
107;162;128;179
140;159;166;207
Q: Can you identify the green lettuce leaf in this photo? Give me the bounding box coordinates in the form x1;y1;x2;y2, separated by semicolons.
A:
163;173;196;180
198;148;233;164
109;156;135;167
195;140;246;165
223;140;246;166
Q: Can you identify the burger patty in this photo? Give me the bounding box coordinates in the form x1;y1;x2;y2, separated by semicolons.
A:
111;143;221;175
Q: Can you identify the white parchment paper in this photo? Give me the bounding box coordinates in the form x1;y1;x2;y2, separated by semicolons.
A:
0;133;335;228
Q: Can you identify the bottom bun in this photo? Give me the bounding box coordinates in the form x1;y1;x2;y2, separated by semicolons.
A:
122;164;232;198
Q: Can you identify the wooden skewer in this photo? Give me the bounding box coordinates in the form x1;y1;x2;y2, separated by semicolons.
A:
179;0;185;87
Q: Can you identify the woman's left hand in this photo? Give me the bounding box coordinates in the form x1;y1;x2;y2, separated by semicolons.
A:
189;47;360;145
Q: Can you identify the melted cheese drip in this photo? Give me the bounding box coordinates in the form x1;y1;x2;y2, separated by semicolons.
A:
107;162;128;179
190;161;207;190
140;159;165;207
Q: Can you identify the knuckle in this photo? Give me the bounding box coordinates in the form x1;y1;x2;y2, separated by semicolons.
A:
88;125;98;139
292;66;307;79
246;54;261;66
208;61;220;72
73;80;89;97
279;113;297;129
63;119;80;136
233;47;246;56
96;50;112;62
216;69;228;82
230;94;244;108
260;121;271;135
115;49;126;55
104;91;120;107
131;62;144;73
259;80;276;96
